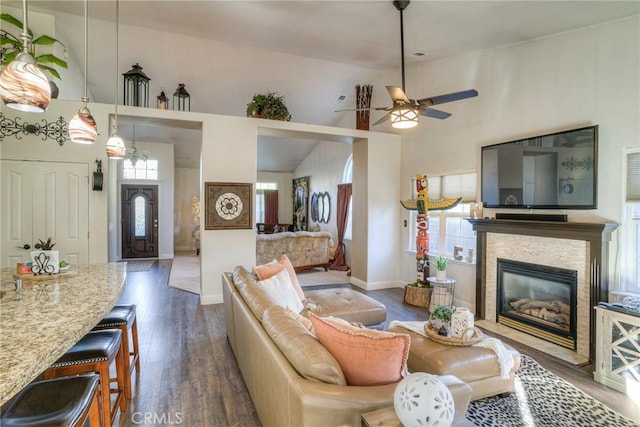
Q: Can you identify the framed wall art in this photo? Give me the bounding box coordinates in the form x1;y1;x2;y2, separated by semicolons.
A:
292;176;309;231
205;182;253;230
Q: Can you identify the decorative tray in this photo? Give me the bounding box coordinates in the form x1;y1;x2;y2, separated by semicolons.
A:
424;322;484;346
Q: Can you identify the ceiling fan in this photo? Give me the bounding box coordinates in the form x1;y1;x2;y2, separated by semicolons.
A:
337;0;478;129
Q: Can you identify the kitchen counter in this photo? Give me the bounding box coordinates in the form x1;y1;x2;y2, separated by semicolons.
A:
0;263;126;405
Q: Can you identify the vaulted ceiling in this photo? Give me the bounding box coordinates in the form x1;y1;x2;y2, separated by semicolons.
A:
4;1;639;170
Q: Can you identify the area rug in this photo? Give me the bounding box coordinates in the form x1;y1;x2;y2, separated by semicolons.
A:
466;355;638;426
168;253;200;295
297;269;351;287
125;260;156;272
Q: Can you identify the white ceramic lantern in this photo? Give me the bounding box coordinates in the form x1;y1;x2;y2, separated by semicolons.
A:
451;307;474;338
394;372;454;427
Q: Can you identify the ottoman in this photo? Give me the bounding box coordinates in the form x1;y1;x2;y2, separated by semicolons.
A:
304;287;387;326
388;326;521;400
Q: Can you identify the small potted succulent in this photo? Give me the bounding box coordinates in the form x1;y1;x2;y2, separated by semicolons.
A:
246;92;291;121
430;304;453;334
434;255;450;281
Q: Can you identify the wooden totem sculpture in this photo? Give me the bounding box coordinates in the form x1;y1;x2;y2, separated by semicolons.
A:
401;174;462;285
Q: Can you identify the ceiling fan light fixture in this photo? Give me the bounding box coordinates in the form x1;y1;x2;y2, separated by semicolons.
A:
391;106;419;129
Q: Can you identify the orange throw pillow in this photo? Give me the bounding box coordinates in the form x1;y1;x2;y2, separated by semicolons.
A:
254;255;305;301
309;313;410;386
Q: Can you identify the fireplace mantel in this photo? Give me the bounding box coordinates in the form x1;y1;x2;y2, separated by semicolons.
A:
468;218;619;361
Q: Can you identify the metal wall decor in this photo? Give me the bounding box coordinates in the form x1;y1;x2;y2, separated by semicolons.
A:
205;182;252;230
310;191;331;223
123;63;150;107
0;112;68;145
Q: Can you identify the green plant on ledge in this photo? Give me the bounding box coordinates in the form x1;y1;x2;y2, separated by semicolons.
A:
434;255;450;271
1;13;68;80
406;281;432;289
246;92;291;121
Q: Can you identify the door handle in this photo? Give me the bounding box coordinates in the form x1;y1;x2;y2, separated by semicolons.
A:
16;244;31;250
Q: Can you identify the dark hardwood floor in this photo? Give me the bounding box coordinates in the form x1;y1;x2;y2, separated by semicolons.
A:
114;262;638;426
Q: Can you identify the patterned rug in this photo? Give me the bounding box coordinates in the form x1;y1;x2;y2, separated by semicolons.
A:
125;260;156;272
467;355;638;426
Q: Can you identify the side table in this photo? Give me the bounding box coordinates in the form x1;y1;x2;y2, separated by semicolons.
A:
427;276;456;313
361;406;474;427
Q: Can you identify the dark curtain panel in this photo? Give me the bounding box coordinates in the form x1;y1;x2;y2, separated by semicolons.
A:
329;183;352;271
264;190;279;224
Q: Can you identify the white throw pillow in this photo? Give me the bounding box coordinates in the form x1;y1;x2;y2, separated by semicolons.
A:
256;268;304;313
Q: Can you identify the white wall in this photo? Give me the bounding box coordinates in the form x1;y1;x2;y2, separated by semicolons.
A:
256;171;293;224
174;167;200;251
364;16;639;309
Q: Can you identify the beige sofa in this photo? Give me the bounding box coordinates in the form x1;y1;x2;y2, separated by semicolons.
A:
256;231;331;271
222;268;473;427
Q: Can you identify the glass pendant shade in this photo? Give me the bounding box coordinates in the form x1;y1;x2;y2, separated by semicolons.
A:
0;52;51;113
106;133;126;158
390;106;419;129
68;105;98;144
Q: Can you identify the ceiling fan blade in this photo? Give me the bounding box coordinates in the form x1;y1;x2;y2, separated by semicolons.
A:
420;108;451;120
372;112;391;126
334;106;391;113
417;89;478;106
386;86;410;104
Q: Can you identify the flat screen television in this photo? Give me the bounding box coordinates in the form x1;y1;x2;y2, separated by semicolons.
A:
481;125;598;209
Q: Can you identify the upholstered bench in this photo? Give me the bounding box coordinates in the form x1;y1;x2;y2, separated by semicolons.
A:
305;287;387;326
388;326;521;400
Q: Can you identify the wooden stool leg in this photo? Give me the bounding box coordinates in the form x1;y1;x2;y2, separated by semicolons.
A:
119;325;132;399
88;386;102;427
131;316;140;372
98;362;111;427
115;338;127;414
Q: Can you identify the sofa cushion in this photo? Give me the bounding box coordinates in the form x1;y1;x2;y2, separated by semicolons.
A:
256;268;304;313
262;306;346;385
286;307;314;333
232;266;274;321
253;255;305;301
309;313;410;386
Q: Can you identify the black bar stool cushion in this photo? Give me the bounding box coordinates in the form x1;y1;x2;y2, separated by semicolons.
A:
1;375;99;426
96;304;136;327
51;330;122;368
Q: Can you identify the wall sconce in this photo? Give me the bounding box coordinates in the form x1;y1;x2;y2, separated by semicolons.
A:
173;83;190;111
123;63;150;107
157;89;169;109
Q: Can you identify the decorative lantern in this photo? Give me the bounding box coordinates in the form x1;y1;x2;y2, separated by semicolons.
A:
173;83;190;111
451;307;475;338
123;63;150;107
157;90;169;110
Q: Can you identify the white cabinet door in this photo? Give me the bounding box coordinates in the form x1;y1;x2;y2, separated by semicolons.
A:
1;160;89;268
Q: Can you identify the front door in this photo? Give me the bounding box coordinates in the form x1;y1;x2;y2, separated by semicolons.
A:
122;185;158;258
1;160;90;267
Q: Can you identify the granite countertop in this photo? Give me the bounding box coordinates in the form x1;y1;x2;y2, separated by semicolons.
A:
0;263;126;405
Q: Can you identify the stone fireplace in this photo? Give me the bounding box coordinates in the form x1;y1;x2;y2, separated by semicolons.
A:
468;219;618;364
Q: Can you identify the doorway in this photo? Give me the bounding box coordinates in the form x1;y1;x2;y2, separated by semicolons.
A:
121;184;159;259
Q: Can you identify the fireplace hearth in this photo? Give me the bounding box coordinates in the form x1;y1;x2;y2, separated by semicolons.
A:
497;258;577;349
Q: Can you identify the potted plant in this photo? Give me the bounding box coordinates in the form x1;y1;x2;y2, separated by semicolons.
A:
434;255;449;281
403;281;433;307
430;304;453;333
246;92;291;121
1;13;68;96
30;237;59;275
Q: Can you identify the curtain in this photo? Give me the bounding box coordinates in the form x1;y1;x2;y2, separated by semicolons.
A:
264;190;279;224
330;183;352;271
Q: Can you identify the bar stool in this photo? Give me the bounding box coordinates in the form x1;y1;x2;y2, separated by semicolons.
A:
45;330;126;427
1;375;101;427
93;304;140;399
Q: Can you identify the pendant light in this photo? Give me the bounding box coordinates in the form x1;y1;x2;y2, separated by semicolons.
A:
0;0;51;112
105;0;126;159
68;0;98;144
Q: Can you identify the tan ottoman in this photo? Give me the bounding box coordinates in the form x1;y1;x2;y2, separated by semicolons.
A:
304;288;386;326
388;326;521;400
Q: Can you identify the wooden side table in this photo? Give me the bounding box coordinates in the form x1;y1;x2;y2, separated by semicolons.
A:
361;406;474;427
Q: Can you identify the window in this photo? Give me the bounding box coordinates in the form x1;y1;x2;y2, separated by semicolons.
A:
123;159;158;180
407;171;478;263
343;154;353;240
255;182;277;223
134;196;146;237
622;149;640;293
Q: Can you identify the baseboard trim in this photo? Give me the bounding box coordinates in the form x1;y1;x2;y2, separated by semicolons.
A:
350;277;404;291
199;294;223;305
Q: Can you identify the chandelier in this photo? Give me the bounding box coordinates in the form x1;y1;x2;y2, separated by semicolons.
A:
124;126;148;166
